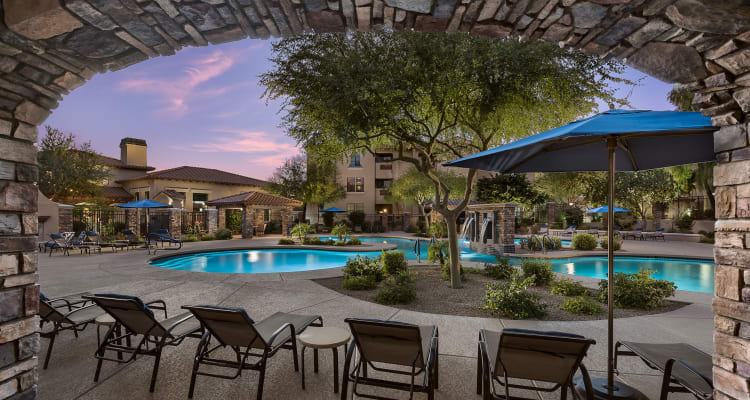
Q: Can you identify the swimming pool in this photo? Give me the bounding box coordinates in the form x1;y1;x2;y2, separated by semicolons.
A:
150;237;715;293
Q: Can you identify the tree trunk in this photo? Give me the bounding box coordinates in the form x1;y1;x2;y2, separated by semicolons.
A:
419;204;430;229
445;213;462;289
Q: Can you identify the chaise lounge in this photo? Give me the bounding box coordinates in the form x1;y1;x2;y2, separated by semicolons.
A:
39;292;104;369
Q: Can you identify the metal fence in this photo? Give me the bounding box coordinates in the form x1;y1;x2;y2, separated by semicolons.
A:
140;210;170;234
182;211;208;234
72;207;127;235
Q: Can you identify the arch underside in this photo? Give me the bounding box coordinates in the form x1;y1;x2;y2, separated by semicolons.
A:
0;1;748;399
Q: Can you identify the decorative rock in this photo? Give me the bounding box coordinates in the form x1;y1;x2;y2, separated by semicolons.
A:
304;0;328;11
62;27;131;59
570;2;607;29
733;87;750;113
0;162;12;180
626;18;671;48
470;24;512;38
715;124;748;152
712;111;743;127
183;24;208;45
705;73;732;88
114;31;158;58
0;182;37;213
383;0;431;14
542;23;572;42
154;0;180;17
0;289;22;323
4;0;83;40
716;316;740;336
715;159;750;187
179;2;227;31
355;6;370;31
307;10;346;31
204;26;247;44
477;0;500;21
65;0;118;30
706;41;739;62
15;101;50;125
14;164;36;183
666;0;750;36
0;56;18;74
0;214;20;234
627;42;706;83
506;0;530;24
433;0;457;19
18;334;38;361
414;16;449;32
716;48;750;77
540;7;564;28
643;0;674;16
594;15;646;46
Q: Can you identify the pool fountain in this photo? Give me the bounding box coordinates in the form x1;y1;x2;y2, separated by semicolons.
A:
463;203;517;255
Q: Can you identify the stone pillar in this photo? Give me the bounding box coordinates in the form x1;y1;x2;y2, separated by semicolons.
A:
241;207;254;239
254;209;265;235
546;202;557;226
125;209;138;235
652;203;665;230
57;204;73;232
218;208;226;229
168;208;181;237
280;208;288;236
710;94;750;398
495;204;516;254
0;120;41;400
206;209;218;233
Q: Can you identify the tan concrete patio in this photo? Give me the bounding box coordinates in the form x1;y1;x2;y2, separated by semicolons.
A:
37;236;713;399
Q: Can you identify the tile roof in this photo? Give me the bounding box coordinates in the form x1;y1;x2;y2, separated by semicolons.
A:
155;189;186;200
101;186;133;200
206;191;302;207
98;154;155;171
116;166;268;186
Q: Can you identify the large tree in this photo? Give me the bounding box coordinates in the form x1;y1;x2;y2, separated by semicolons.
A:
261;32;629;288
267;154;306;200
37;126;110;202
386;167;466;228
475;174;546;208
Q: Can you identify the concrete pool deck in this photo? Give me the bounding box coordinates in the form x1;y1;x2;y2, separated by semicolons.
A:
38;235;714;399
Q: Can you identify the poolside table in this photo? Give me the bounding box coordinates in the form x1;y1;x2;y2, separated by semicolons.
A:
298;326;351;393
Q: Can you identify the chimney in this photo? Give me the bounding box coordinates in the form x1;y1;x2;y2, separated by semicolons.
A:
120;138;147;167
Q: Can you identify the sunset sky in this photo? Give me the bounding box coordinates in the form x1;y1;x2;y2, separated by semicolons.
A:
45;39;675;180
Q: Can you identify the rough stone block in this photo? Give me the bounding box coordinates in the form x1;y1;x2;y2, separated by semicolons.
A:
715;159;750;186
13;164;36;183
739;197;750;218
470;24;512;37
715;354;737;373
715;247;750;267
4;274;36;288
627;42;707;84
12;124;36;143
717;48;750;76
570;1;607;29
0;254;18;277
17;334;37;360
715;331;750;364
715;232;746;249
20;214;34;235
0;317;36;344
717;315;740;335
0;161;13;180
384;0;431;13
0;182;37;213
716;265;743;301
13;101;50;126
0;213;21;234
0;288;22;323
3;0;83;39
0;342;14;369
733;87;750;113
626;18;672;48
715;296;750;324
712;111;744;127
0;358;35;383
0;379;17;399
714;366;750;400
0;237;35;253
17;370;34;392
20;253;35;274
714;124;748;152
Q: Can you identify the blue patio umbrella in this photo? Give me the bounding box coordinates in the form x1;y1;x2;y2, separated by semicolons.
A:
445;110;717;399
320;207;347;213
586;206;630;214
117;199;170;235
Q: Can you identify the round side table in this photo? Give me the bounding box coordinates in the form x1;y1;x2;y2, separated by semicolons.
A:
94;314;128;360
298;326;351;393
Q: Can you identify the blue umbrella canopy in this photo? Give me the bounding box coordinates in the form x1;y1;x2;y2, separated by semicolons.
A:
586;206;630;214
445;110;716;172
321;207;347;213
116;199;170;208
445;109;717;399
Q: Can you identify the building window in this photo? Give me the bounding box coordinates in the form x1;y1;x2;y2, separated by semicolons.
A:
193;193;208;210
375;153;393;163
347;203;364;213
145;191;150;200
375;179;392;189
135;192;140;201
349;153;361;168
263;209;270;222
347;177;365;192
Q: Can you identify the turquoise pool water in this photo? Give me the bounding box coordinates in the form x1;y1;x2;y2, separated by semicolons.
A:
150;237;714;293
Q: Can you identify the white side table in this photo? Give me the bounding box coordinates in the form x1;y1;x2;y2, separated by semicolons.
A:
298;326;351;393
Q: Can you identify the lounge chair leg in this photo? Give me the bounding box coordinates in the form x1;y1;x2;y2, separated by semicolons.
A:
94;357;104;382
434;330;439;389
561;383;567;400
43;332;56;370
149;347;162;392
256;360;267;400
476;342;482;395
291;333;299;372
314;348;319;373
333;347;339;393
301;346;306;390
340;342;355;400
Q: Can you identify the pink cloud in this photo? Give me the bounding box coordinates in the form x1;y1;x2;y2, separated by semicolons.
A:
117;49;242;117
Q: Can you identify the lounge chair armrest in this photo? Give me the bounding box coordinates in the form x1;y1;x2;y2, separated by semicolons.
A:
165;314;196;335
267;322;295;348
62;303;99;320
664;358;713;390
145;300;168;319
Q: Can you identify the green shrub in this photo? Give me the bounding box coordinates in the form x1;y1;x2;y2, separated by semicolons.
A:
545;236;562;250
348;211;365;227
343;275;378;290
343;255;384;282
429;221;447;239
550;277;588;296
278;238;295;245
215;228;232;240
561;296;602;315
572;233;597;250
523;236;543;251
464;267;485;275
484;257;515;280
427;240;448;266
520;259;554;286
302;237;324;245
200;233;215;241
597;269;677;309
481;274;546;319
600;237;622;250
291;223;314;241
563;207;583;226
347;237;362;245
322;212;335;229
382;251;408;275
675;212;694;233
182;235;198;243
264;220;281;234
331;223;352;242
226;211;242;234
374;272;417;304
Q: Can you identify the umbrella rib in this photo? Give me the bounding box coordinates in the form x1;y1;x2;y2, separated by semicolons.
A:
502;137;602;172
617;138;639;171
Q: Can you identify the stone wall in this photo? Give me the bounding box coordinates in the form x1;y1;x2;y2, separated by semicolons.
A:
206;209;218;233
56;205;73;233
0;0;748;398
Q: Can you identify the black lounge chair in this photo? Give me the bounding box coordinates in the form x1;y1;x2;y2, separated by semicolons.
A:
183;305;323;400
477;328;596;400
146;230;182;253
47;233;73;256
341;318;439;400
39;292;104;369
121;229;144;249
83;294;203;392
615;341;712;400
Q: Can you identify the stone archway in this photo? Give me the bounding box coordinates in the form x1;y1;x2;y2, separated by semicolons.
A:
0;1;748;398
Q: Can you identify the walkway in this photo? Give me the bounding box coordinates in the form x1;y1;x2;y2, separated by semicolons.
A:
38;237;713;399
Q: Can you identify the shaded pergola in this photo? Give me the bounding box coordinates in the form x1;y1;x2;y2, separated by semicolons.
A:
206;191;302;238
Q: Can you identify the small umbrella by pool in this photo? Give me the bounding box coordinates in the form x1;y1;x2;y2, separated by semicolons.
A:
320;207;347;213
445;109;717;399
586;206;630;214
117;199;170;234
